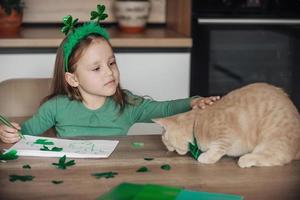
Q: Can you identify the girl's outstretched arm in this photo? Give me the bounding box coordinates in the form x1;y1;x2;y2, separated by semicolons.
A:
127;92;218;123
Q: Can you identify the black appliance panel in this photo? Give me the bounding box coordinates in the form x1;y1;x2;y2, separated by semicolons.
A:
193;0;300;18
191;0;300;109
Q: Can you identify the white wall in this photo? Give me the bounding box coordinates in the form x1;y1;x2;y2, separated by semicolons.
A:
0;52;190;134
0;54;55;82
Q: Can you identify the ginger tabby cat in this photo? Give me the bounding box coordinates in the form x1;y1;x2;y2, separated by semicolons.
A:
154;83;300;168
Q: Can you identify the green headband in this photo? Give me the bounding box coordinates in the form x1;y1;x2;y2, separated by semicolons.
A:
61;4;110;72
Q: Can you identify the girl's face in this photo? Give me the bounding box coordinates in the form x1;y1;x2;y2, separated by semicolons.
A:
72;38;120;99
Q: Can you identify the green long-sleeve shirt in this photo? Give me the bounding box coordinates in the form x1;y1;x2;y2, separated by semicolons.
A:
21;91;193;137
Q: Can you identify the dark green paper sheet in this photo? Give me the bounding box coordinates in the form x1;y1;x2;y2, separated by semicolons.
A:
132;184;181;200
97;182;244;200
97;182;143;200
97;183;181;200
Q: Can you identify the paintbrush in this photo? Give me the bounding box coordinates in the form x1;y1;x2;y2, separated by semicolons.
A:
0;114;25;139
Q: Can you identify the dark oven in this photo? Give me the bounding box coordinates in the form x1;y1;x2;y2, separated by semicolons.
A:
190;0;300;110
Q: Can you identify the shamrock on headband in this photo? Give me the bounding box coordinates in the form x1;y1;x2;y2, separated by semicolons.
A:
90;4;108;23
60;4;110;72
61;4;108;36
61;15;79;35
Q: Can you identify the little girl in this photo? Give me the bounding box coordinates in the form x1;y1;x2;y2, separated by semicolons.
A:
0;6;219;143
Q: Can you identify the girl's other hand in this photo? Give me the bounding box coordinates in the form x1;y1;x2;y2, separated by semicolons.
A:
191;96;220;109
0;122;21;143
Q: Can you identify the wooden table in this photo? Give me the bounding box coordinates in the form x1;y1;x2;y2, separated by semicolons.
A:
1;135;300;200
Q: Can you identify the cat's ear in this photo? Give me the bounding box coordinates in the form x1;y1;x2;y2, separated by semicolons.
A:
152;118;167;128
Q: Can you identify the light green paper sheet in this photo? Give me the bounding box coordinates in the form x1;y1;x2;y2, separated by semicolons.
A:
176;190;244;200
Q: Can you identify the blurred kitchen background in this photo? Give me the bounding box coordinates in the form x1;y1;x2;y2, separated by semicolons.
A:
0;0;191;134
0;0;300;134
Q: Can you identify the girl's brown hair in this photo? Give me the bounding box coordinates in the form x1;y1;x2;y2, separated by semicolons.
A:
44;35;128;112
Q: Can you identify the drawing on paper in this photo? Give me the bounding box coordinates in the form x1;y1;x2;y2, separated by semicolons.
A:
6;135;119;158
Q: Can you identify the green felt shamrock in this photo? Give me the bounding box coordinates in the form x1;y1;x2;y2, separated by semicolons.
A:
144;157;154;161
136;166;149;172
40;145;63;152
34;139;54;145
90;4;108;23
0;149;18;160
132;142;144;148
189;137;201;160
52;180;64;184
92;171;118;179
61;15;79;35
161;164;171;171
52;155;75;170
22;164;31;169
9;175;35;182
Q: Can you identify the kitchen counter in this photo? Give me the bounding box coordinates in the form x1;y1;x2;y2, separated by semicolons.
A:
0;26;192;48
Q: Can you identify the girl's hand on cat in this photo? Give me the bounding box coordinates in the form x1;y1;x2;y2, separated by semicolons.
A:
191;96;220;109
0;123;21;143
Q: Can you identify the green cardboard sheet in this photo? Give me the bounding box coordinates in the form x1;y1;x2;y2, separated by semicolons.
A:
97;183;143;200
97;182;243;200
132;184;181;200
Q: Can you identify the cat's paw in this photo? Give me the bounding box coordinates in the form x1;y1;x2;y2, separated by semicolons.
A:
166;145;175;152
162;134;175;152
176;148;188;155
238;154;257;168
197;152;218;164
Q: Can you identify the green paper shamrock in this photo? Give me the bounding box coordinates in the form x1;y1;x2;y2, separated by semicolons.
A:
34;139;54;145
161;164;171;171
61;15;79;35
136;166;149;172
22;164;31;169
189;137;201;160
92;171;118;179
40;145;63;152
9;175;35;182
52;180;64;184
144;157;154;161
132;142;144;148
52;155;75;170
90;4;108;23
0;149;18;160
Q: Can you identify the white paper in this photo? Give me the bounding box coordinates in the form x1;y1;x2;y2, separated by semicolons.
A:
6;135;119;158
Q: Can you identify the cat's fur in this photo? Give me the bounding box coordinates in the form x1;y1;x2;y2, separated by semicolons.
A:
154;83;300;168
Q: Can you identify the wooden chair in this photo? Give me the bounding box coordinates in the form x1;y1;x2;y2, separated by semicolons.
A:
0;78;52;118
0;78;162;135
